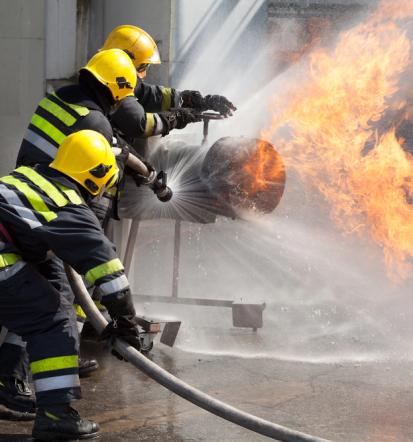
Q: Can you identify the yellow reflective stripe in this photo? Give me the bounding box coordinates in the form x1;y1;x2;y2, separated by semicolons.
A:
73;304;86;319
45;411;60;421
0;253;21;268
144;113;155;136
161;87;172;111
52;93;89;117
54;183;83;205
0;176;57;222
85;258;124;285
30;114;66;146
30;355;78;375
38;97;77;126
15;167;68;207
94;300;107;312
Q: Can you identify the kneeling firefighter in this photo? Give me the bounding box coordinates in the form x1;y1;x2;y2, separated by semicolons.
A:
0;130;141;440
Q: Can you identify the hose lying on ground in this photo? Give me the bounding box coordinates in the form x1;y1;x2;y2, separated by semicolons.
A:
65;265;332;442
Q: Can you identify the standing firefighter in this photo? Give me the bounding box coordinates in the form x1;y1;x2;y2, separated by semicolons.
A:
102;25;237;154
0;130;141;440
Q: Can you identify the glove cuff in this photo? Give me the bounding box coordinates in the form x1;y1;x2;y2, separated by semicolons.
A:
101;289;136;319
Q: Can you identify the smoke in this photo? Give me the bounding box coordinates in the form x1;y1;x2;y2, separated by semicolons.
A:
128;0;413;363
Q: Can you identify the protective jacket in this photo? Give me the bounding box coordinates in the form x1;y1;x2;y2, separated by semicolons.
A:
0;164;133;312
110;81;181;140
17;86;113;168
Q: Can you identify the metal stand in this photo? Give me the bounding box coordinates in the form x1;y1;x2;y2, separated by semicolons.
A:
123;218;265;330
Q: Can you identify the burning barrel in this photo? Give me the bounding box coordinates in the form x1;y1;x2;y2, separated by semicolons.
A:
119;137;286;222
201;137;286;216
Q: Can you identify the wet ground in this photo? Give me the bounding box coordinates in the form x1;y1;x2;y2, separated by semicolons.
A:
1;338;413;442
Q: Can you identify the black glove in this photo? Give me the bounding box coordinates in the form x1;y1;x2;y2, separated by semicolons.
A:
158;108;202;135
180;90;237;117
100;316;141;360
203;95;237;117
100;288;136;319
130;161;156;187
180;90;205;109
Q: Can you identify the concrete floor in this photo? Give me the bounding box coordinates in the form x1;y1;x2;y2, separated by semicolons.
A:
1;339;413;442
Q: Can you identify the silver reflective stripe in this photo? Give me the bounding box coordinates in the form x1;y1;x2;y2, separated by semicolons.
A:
0;260;26;281
0;241;5;250
34;374;80;393
0;261;26;281
0;185;42;229
152;113;164;136
98;274;129;296
112;147;122;156
4;331;26;347
24;129;57;159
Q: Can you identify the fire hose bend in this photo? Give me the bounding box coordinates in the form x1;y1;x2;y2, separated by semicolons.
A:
65;265;332;442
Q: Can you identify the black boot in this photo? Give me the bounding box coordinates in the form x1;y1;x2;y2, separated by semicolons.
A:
32;404;100;440
79;357;99;378
0;376;35;418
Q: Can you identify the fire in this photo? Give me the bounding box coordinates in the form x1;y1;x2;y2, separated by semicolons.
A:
263;0;413;279
242;140;285;194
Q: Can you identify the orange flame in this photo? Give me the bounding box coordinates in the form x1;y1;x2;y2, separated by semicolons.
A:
243;140;285;194
264;0;413;279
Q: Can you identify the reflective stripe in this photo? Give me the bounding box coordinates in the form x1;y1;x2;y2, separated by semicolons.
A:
24;129;58;158
4;332;25;347
38;97;77;126
153;113;164;136
94;300;107;312
144;113;155;136
73;304;86;319
15;167;68;207
0;253;21;268
161;87;172;111
30;355;78;375
34;374;80;393
98;274;129;296
54;183;83;205
0;177;56;222
0;260;26;281
52;93;89;116
30;114;66;145
85;258;124;285
0;184;43;228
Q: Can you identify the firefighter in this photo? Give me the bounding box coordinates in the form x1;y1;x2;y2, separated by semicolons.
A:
101;25;237;154
0;48;176;416
0;130;141;440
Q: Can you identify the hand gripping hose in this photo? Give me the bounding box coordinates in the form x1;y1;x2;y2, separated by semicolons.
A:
65;265;332;442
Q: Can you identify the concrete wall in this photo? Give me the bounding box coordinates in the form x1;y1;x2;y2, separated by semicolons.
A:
0;0;45;175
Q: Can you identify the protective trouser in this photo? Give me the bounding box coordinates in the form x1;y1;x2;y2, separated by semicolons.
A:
0;255;77;382
0;329;29;381
0;260;80;407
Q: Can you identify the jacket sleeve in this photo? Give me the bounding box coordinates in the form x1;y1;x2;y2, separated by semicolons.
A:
110;96;166;139
135;81;181;112
71;110;114;144
36;203;134;316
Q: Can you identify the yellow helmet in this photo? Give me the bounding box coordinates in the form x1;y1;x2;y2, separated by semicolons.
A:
101;25;161;70
50;130;119;197
80;49;137;101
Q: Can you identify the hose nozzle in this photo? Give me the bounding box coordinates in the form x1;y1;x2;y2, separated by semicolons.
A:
150;170;173;202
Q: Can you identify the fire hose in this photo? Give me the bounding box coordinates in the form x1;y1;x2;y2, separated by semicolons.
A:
65;265;332;442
